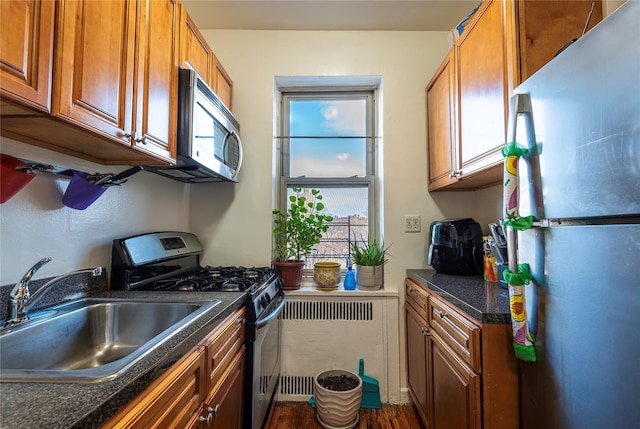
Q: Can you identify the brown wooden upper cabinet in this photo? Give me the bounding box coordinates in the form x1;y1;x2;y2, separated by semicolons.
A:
179;6;216;88
426;0;602;191
0;0;55;115
0;0;230;167
1;0;180;165
212;56;234;112
179;6;234;111
53;0;179;163
426;49;457;191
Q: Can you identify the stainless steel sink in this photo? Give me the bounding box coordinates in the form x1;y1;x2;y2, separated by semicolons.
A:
0;297;221;383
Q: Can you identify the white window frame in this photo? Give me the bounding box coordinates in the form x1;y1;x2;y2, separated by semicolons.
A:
274;77;382;272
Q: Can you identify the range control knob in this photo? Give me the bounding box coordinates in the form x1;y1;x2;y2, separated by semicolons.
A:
264;292;272;304
260;295;269;308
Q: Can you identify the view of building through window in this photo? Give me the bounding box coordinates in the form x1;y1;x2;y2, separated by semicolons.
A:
286;186;368;269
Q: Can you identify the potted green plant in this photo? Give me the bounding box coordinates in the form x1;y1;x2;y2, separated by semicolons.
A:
350;238;390;290
272;187;333;290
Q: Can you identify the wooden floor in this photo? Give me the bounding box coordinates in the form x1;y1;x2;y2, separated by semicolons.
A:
264;402;425;429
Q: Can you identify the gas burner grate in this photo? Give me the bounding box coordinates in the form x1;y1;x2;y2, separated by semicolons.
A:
151;266;275;292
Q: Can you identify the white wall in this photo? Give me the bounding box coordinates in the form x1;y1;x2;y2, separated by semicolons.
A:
194;29;502;402
0;137;190;285
195;29;501;269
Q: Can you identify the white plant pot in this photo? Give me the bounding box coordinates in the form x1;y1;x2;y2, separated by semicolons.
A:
354;264;384;290
314;369;363;429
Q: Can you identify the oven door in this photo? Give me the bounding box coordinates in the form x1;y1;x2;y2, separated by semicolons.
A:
247;291;285;429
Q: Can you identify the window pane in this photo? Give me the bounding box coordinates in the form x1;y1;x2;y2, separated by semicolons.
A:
289;99;366;136
288;99;367;178
287;186;368;269
289;138;366;177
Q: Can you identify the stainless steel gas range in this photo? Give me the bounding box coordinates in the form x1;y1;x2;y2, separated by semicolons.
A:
110;231;284;429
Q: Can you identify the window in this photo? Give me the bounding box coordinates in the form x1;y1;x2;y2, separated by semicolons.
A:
276;79;380;271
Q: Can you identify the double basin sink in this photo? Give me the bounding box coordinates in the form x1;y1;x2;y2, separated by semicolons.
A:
0;297;221;383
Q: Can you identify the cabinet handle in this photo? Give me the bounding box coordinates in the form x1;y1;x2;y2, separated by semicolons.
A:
122;132;147;145
448;170;456;179
212;404;220;416
434;308;468;339
408;286;416;293
421;327;430;337
198;412;212;426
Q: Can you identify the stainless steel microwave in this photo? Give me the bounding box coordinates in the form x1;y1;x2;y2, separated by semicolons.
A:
147;68;243;183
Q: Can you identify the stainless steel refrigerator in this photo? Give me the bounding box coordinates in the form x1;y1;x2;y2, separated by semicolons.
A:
506;1;640;428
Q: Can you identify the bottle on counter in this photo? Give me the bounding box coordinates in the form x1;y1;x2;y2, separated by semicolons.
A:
344;265;356;290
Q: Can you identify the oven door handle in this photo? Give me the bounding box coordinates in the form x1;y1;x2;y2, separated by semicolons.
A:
256;294;285;329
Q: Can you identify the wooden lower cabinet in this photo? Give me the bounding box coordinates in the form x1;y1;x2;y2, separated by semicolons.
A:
202;307;246;428
406;288;430;427
103;308;245;429
102;347;205;429
430;331;481;429
204;349;245;429
405;279;518;429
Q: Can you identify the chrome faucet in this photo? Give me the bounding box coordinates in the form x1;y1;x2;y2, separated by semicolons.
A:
6;259;103;327
8;257;52;322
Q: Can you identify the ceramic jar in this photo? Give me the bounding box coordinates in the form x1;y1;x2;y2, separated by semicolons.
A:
313;262;341;289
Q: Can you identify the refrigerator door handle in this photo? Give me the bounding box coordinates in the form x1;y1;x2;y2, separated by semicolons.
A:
505;93;536;273
506;226;518;272
507;93;533;143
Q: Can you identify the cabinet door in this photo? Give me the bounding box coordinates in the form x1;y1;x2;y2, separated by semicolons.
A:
406;304;430;428
456;0;506;177
0;0;54;114
426;49;457;191
133;0;178;162
514;0;603;85
429;294;481;373
430;332;481;429
52;0;136;146
212;54;233;111
103;347;206;429
179;7;214;87
205;348;245;429
204;308;245;393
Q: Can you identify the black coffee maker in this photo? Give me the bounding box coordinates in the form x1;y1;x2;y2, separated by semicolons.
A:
427;218;483;275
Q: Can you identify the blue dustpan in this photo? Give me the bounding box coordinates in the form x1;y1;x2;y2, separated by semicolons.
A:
359;358;381;409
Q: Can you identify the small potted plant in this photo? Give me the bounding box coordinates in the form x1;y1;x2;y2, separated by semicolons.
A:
272;187;333;290
350;238;390;290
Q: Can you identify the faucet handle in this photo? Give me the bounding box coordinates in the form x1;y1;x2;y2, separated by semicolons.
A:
12;257;53;301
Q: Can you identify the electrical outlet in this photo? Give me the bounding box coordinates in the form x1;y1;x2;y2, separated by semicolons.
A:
404;215;421;232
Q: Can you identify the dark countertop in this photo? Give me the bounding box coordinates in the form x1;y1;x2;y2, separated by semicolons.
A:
406;269;510;324
0;290;246;429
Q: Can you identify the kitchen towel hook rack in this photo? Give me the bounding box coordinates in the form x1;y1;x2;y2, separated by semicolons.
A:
1;154;144;208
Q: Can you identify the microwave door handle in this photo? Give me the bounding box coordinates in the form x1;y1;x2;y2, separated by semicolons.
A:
223;130;243;175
